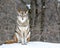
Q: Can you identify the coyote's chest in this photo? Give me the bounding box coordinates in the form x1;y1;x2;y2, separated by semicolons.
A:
17;25;29;32
17;16;29;27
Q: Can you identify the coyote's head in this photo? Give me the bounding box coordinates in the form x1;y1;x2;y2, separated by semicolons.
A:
17;8;29;21
17;8;28;17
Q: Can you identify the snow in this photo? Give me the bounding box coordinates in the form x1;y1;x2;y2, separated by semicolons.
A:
0;41;60;48
26;4;31;9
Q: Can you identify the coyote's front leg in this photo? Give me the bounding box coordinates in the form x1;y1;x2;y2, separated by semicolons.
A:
27;32;30;42
21;32;25;45
24;32;31;44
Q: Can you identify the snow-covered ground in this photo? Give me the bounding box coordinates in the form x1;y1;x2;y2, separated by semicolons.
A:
0;41;60;48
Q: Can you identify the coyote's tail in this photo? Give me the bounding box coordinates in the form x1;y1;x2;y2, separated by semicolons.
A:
5;34;18;44
5;40;18;44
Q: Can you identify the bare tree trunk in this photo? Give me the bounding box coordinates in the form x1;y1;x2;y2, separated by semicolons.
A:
40;0;45;41
31;0;36;27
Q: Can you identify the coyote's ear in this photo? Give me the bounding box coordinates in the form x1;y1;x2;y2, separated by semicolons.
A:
26;10;28;14
17;8;21;12
17;11;20;15
17;8;21;14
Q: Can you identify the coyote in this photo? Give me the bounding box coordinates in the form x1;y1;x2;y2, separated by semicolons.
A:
5;9;30;45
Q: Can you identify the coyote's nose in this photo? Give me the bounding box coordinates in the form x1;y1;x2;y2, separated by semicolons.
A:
22;18;23;20
22;12;23;15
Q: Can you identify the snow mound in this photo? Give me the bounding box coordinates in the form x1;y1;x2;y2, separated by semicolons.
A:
0;41;60;48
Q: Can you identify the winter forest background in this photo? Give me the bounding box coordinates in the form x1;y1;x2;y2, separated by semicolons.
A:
0;0;60;44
